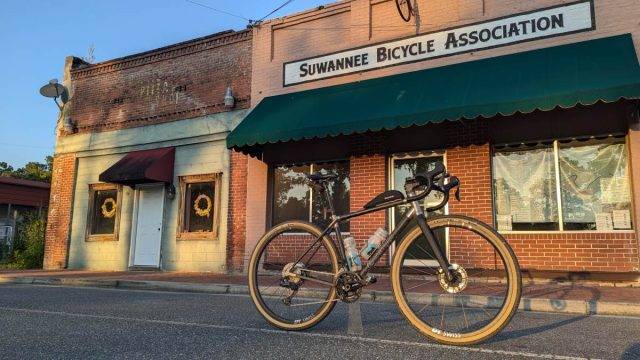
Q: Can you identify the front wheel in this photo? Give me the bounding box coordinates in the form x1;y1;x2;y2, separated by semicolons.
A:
391;215;521;345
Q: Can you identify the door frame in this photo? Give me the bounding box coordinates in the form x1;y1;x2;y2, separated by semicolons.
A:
128;183;167;269
388;151;449;267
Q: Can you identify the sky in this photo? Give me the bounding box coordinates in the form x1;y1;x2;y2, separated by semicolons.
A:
0;0;328;168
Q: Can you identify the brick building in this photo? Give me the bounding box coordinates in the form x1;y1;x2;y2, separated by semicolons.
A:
44;30;252;271
226;0;640;275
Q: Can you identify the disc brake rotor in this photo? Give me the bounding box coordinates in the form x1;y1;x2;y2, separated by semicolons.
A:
437;263;468;294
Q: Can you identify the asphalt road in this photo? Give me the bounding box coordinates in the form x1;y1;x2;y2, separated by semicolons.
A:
0;284;638;359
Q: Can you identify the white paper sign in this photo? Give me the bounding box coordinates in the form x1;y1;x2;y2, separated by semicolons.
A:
601;177;630;204
283;1;595;86
497;215;513;231
612;210;632;229
595;213;613;231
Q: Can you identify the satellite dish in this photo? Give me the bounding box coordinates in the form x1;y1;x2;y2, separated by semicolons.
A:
39;79;68;101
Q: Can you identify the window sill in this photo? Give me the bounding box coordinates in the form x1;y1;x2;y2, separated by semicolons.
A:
499;230;635;235
85;234;118;242
280;232;351;236
176;232;218;241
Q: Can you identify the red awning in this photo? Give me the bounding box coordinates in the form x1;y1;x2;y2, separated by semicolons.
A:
99;147;175;186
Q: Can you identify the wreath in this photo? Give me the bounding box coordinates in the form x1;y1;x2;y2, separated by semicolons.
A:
101;198;117;218
193;194;212;218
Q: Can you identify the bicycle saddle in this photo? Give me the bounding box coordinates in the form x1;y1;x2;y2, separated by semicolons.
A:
306;172;338;182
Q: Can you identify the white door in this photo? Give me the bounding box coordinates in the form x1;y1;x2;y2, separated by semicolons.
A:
132;184;165;267
390;153;448;267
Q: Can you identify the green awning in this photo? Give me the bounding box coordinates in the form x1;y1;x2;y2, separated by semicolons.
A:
228;34;640;154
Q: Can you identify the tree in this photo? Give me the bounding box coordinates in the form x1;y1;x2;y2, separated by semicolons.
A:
0;162;14;177
0;157;52;183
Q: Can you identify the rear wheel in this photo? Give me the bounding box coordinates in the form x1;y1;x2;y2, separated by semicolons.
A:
248;221;340;330
391;215;521;345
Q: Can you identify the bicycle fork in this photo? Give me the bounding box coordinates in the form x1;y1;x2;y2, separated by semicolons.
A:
412;201;454;282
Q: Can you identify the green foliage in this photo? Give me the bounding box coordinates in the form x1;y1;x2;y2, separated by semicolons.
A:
0;156;52;183
0;162;14;177
8;213;46;269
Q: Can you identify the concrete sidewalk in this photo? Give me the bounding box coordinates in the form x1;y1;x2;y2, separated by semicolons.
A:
1;270;639;317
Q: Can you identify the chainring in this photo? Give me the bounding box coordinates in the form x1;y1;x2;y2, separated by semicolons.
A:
335;271;363;303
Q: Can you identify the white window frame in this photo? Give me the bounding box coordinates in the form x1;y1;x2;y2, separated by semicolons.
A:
493;138;635;234
272;161;351;234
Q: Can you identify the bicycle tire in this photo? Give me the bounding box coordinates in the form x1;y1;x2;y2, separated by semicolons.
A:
391;214;522;345
248;220;340;331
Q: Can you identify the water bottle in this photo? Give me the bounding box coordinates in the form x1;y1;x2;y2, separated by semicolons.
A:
360;228;388;260
343;236;362;271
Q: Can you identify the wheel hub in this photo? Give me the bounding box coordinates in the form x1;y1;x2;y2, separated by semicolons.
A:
437;264;468;294
281;262;305;288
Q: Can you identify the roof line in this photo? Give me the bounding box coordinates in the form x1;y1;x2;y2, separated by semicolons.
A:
70;29;252;79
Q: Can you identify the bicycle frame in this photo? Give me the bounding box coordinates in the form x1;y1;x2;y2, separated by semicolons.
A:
292;182;452;283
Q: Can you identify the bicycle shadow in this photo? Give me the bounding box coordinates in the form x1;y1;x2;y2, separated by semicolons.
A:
487;314;587;344
621;343;640;360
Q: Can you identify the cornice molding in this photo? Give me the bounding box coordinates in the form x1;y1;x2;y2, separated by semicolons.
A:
71;30;252;80
73;97;250;133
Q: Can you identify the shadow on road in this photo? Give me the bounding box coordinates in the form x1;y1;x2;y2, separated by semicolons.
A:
487;315;587;344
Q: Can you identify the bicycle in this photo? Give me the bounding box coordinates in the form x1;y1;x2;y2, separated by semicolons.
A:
248;162;522;345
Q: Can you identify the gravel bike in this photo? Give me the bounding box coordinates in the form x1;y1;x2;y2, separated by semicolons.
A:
248;162;522;345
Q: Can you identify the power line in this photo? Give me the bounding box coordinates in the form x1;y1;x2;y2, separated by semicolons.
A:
257;0;295;23
184;0;251;22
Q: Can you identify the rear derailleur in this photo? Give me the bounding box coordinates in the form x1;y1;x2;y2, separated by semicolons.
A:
279;262;306;306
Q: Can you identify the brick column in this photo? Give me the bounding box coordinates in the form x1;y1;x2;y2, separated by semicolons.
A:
349;154;388;265
627;122;640;271
43;153;77;270
446;144;495;268
226;150;248;273
350;0;371;44
446;144;493;224
243;156;269;274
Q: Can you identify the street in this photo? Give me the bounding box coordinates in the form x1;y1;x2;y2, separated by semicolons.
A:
0;284;638;359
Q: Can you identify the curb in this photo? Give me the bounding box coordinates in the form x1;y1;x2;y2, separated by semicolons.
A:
2;276;639;317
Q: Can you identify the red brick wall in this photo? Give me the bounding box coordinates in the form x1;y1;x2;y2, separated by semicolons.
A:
349;154;388;266
444;142;639;273
227;150;248;272
68;30;252;134
505;233;639;272
43;154;76;270
446;144;496;269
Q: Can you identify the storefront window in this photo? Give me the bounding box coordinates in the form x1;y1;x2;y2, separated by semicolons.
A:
272;161;350;231
493;146;559;231
559;141;632;230
493;139;632;232
178;174;221;239
86;184;120;241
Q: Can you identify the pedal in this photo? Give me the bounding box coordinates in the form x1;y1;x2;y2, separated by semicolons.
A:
364;275;377;285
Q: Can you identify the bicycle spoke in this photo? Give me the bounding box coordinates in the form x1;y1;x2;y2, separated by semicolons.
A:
396;217;521;341
461;299;469;330
251;225;338;327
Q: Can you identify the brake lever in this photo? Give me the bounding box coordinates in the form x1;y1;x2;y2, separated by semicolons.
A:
455;187;461;201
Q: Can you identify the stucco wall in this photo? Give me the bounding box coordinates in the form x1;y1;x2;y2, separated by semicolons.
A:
64;110;246;271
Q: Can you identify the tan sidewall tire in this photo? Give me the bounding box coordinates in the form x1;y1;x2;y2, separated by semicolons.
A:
391;215;522;345
248;221;339;331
